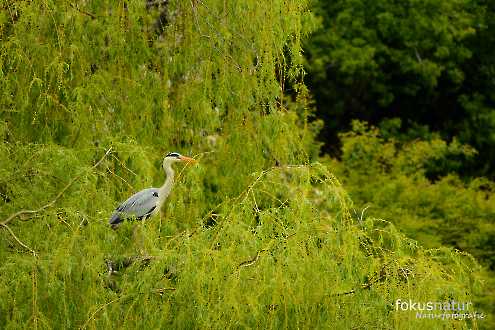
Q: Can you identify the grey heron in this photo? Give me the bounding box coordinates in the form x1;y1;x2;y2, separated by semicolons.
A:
109;152;197;226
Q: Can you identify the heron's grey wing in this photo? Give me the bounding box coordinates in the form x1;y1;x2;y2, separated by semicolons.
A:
109;188;159;225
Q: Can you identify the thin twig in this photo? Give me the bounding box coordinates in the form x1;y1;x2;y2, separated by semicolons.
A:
70;3;97;19
155;287;176;295
360;205;370;222
81;296;124;329
31;261;38;330
237;249;267;269
333;280;376;296
332;264;389;297
111;154;138;177
106;167;134;190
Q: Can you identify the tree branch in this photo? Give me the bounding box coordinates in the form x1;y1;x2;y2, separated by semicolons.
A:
70;3;97;19
332;270;387;296
1;148;112;254
1;147;112;226
0;223;37;256
237;249;268;270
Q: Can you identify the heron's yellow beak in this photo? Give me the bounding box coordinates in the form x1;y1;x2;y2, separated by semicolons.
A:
179;155;197;163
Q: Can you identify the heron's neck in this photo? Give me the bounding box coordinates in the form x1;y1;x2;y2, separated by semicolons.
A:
158;163;175;206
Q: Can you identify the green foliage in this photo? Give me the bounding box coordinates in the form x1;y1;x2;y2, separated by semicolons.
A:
0;0;490;329
341;120;478;179
0;149;486;328
0;0;320;209
328;121;495;326
308;0;478;96
305;0;495;176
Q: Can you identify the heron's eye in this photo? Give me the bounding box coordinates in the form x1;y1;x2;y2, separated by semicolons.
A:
166;152;180;158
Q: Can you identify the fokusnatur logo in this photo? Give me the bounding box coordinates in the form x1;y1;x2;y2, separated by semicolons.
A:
395;299;485;320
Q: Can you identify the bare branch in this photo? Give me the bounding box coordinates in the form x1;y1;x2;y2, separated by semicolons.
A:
81;296;124;330
237;249;267;269
0;223;37;256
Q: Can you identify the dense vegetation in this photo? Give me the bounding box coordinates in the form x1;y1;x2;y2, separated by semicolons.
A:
0;0;493;329
305;0;495;178
304;0;495;325
326;121;495;322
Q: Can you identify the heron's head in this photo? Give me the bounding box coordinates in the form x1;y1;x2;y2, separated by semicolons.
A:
163;152;197;167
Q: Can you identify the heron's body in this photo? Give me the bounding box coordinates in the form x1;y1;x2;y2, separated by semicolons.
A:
109;188;160;224
109;152;195;226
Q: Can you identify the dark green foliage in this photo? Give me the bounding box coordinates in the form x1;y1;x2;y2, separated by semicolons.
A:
0;0;490;329
305;0;495;177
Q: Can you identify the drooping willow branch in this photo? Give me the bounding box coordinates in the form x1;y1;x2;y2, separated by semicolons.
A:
331;260;411;297
69;3;97;19
331;276;383;296
1;147;112;226
0;147;112;254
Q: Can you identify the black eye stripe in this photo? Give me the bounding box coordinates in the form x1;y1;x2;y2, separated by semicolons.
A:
166;152;180;158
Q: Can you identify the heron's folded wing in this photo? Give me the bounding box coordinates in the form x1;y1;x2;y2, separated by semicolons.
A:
111;188;159;223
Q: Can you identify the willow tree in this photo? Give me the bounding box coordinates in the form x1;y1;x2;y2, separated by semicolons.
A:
0;1;486;329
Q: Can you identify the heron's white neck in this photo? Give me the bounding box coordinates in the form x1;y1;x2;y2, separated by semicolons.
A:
158;162;175;207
